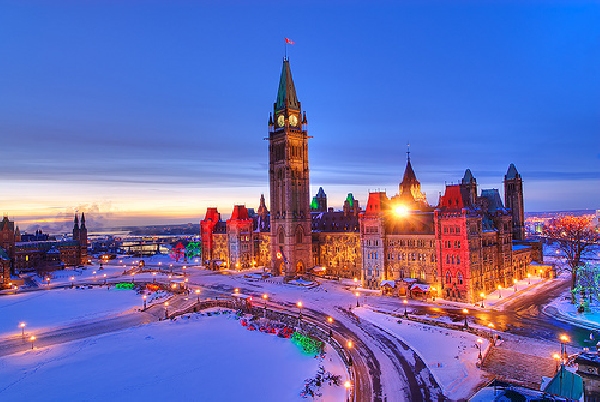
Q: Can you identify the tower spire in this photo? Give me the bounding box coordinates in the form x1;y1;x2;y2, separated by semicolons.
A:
275;59;299;112
406;142;411;162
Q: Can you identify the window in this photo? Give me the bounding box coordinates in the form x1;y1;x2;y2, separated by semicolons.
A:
445;271;452;283
457;272;464;285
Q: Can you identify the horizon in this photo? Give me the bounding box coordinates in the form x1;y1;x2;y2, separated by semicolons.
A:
1;1;598;230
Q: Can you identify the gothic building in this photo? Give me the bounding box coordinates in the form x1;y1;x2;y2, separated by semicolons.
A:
197;57;542;301
0;214;89;287
267;58;312;278
359;156;437;292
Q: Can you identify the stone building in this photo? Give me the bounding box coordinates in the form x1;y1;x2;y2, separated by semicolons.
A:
311;192;361;279
359;156;437;293
268;58;312;278
0;214;88;285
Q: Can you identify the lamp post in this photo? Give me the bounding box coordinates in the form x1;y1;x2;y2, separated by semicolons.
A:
497;284;502;298
344;380;352;402
195;289;200;303
70;276;75;288
93;271;97;281
20;322;26;338
403;299;408;318
476;338;483;361
480;292;485;308
152;272;157;283
45;277;50;287
297;301;303;320
131;272;135;284
513;278;518;292
262;294;268;318
355;291;360;308
354;277;358;290
560;334;570;364
346;340;353;367
488;323;495;343
143;295;147;310
30;335;36;349
462;308;469;329
431;287;436;302
164;301;169;319
103;273;107;285
527;273;531;285
553;353;561;374
327;316;333;338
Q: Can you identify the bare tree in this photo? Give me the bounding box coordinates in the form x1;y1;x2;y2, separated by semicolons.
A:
544;216;598;292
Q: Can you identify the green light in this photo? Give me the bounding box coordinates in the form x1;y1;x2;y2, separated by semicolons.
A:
291;331;323;355
115;283;135;290
346;193;354;207
310;197;319;210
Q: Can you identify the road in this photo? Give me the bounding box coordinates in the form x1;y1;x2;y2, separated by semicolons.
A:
373;278;594;350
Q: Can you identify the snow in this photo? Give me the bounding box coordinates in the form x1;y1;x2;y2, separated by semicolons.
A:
0;312;348;401
354;307;488;401
0;287;144;337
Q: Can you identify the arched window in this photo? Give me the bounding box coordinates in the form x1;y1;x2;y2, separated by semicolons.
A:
457;271;464;285
446;255;450;264
278;230;284;244
420;269;426;280
445;271;452;284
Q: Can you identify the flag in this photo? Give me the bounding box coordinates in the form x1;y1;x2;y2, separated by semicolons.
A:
285;38;295;45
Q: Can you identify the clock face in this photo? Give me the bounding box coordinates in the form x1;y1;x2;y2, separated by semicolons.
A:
289;115;298;127
277;115;285;127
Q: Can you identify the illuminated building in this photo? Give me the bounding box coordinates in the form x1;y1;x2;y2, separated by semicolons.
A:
0;214;88;286
267;58;312;278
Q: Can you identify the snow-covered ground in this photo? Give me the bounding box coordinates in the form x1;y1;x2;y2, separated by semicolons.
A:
0;287;145;337
354;307;488;400
0;312;347;401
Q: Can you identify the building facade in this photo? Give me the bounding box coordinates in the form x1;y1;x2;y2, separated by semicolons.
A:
0;214;88;287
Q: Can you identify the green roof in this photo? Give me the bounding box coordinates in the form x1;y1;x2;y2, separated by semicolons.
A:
543;365;583;400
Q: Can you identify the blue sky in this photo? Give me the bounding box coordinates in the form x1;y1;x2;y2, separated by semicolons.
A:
0;1;598;231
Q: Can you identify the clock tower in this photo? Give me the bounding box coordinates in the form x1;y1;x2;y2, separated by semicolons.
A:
268;58;312;278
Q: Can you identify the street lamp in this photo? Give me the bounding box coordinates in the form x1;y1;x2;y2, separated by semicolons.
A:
45;277;50;287
355;291;360;308
431;287;436;301
527;273;531;285
70;276;75;288
30;335;36;349
560;334;570;364
480;292;485;308
152;272;157;283
262;294;268;318
344;380;352;402
297;301;303;320
553;353;561;373
195;289;201;303
327;316;333;338
103;273;107;285
20;322;26;338
476;338;483;360
513;278;518;292
143;295;147;310
354;277;358;290
346;340;353;366
488;323;495;343
164;301;169;318
497;284;502;298
403;299;408;318
131;272;135;284
462;308;469;329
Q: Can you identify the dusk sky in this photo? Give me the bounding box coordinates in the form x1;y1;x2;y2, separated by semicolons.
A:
1;1;598;232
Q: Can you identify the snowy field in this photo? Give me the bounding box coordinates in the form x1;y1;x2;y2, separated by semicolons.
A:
0;288;143;337
355;308;487;401
0;312;347;401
